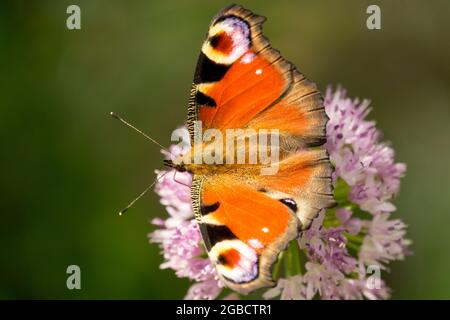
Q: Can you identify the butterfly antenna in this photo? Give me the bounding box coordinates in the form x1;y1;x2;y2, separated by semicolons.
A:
110;112;170;153
118;171;169;216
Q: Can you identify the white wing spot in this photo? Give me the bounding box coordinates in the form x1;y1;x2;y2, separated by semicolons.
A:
262;227;269;233
255;68;263;75
248;239;264;249
241;52;255;64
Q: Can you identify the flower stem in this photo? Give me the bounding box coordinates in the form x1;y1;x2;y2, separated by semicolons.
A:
284;240;302;278
334;178;351;206
273;251;284;280
344;232;364;245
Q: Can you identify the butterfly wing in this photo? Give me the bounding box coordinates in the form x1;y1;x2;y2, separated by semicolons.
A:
187;5;334;293
188;5;327;152
191;174;299;294
191;148;333;293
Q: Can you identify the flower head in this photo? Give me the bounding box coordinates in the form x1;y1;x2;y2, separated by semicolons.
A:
325;87;406;215
263;275;306;300
149;86;411;300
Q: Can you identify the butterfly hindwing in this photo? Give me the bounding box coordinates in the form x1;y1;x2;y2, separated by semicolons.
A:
254;149;335;227
190;149;333;294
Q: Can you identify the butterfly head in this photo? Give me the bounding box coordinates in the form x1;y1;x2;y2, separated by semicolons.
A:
163;159;187;172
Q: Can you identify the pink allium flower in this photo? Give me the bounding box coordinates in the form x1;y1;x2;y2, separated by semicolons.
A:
263;275;306;300
185;279;222;300
151;220;216;281
153;128;192;227
359;213;412;269
325;87;406;215
149;86;411;300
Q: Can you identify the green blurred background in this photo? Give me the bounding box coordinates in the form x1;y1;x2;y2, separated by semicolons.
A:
1;0;449;299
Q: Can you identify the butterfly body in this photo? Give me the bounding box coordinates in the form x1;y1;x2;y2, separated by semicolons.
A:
168;5;334;294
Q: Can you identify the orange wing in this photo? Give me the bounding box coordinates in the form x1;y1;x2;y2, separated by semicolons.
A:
191;148;333;293
191;175;299;294
187;5;327;151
